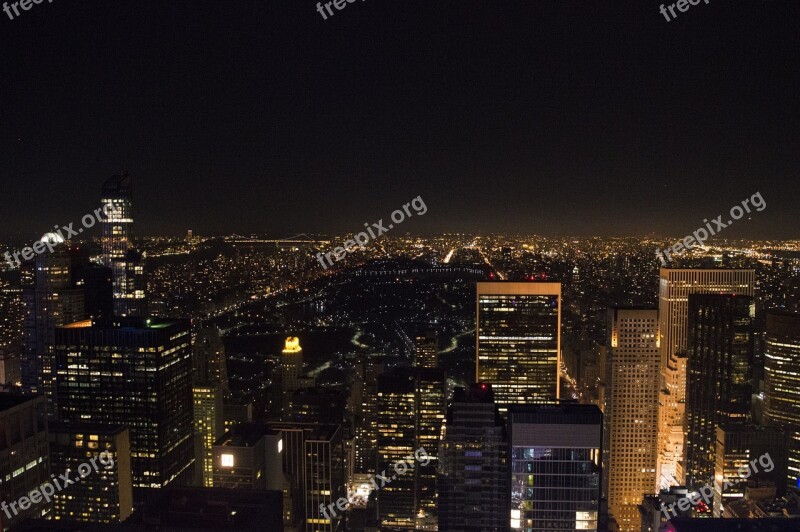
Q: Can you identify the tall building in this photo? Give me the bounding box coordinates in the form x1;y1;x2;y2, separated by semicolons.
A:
415;329;438;368
605;307;660;532
476;282;561;408
22;245;85;405
101;173;145;317
376;368;417;530
54;318;194;495
48;422;133;523
763;311;800;489
192;325;229;487
415;367;446;526
656;268;755;487
0;395;51;528
713;424;789;517
508;404;603;532
281;336;304;420
684;294;754;492
354;356;383;474
0;348;22;386
288;387;347;425
438;383;508;532
267;422;345;532
212;423;284;491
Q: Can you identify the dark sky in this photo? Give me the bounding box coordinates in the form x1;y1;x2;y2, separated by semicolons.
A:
1;0;798;238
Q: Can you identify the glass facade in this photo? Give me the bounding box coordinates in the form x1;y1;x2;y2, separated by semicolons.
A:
477;282;561;407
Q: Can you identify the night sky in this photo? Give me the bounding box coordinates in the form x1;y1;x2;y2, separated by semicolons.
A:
1;1;798;238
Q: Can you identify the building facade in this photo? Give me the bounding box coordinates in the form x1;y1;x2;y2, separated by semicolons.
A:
656;268;755;487
476;282;561;408
605;307;660;532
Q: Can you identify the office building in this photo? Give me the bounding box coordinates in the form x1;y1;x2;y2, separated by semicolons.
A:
354;356;382;474
48;422;133;523
54;318;194;494
281;337;304;420
656;268;755;487
415;367;446;526
267;422;345;532
0;394;51;528
684;294;755;492
212;423;284;491
193;325;228;487
438;383;508;531
376;368;417;529
22;246;85;405
476;282;561;408
100;173;146;317
509;404;602;532
415;329;438;368
763;311;800;489
713;423;789;517
605;308;660;532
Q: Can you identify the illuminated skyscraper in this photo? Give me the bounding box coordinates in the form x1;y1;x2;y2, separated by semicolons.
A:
509;404;602;532
54;318;194;495
415;329;438;368
438;383;508;531
476;282;561;408
354;356;383;473
376;368;417;530
605;308;660;532
101;173;145;317
415;367;446;526
280;336;303;420
684;294;754;494
763;311;800;489
22;243;85;407
656;268;755;487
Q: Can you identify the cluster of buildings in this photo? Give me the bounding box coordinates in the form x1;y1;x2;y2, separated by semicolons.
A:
0;174;798;532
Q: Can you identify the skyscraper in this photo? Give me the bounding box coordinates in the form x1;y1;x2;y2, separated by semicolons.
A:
438;383;508;532
415;367;446;526
656;268;755;487
763;311;800;489
193;325;229;487
101;173;145;317
415;329;438;368
54;318;194;495
376;367;417;529
48;422;134;523
22;244;85;407
508;404;603;532
281;336;304;420
605;307;660;532
684;294;754;492
476;282;561;408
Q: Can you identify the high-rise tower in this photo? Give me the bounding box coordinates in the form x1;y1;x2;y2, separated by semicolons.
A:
101;173;145;317
605;307;660;532
684;294;754;493
656;268;754;487
476;282;561;408
763;311;800;489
